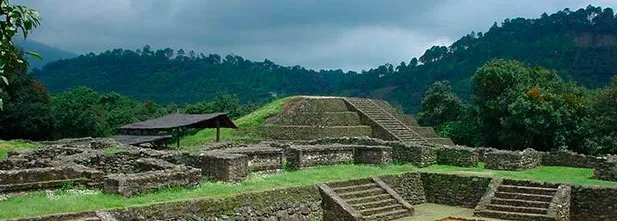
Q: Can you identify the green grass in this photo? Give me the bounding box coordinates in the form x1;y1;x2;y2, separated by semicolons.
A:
180;96;297;147
0;140;40;159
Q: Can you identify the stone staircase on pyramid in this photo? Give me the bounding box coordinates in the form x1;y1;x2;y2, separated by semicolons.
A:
475;179;571;221
343;97;454;145
319;177;414;221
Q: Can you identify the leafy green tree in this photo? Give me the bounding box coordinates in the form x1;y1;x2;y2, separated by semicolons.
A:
0;0;41;110
417;81;463;126
577;76;617;154
472;59;586;151
0;70;53;140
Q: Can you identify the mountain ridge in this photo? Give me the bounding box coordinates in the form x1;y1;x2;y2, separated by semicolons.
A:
34;5;617;112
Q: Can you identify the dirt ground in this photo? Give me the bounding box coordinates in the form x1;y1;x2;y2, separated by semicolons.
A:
395;203;503;221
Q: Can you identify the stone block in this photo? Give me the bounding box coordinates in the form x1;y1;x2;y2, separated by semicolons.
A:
218;146;284;172
103;167;202;197
484;149;542;170
437;146;479;167
353;145;392;165
198;153;248;182
286;145;354;169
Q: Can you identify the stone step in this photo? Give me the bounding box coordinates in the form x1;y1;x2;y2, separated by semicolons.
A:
365;209;412;221
490;198;551;208
346;193;393;205
339;188;386;199
502;180;560;189
332;183;379;193
476;210;554;221
487;204;548;215
498;185;557;195
326;178;373;188
494;192;553;202
351;198;398;210
68;218;101;221
359;204;403;216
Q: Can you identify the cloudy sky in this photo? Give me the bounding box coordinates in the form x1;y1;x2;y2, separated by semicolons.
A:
14;0;617;71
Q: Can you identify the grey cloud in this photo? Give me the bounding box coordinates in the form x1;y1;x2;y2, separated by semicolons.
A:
14;0;617;71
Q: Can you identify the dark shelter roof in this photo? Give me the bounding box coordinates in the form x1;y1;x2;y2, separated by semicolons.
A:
111;135;173;145
120;113;237;130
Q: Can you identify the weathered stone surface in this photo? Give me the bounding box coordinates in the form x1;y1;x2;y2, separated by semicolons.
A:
542;150;606;169
421;173;492;208
594;158;617;181
570;185;617;221
286;145;354;169
103;166;202;197
379;172;426;204
353;145;392;165
484;148;542;170
108;186;322;221
196;153;248;182
215;146;284;172
436;146;479;167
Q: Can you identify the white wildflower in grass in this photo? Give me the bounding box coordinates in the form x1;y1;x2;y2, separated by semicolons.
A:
45;188;101;200
0;194;8;201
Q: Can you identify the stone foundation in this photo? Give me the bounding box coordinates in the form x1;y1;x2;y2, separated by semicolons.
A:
594;159;617;181
286;145;355;169
216;146;284;172
104;166;202;197
197;153;248;182
437;146;479;167
484;148;542;170
353;145;392;165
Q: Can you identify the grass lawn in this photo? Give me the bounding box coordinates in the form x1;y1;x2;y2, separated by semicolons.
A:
0;140;41;159
1;162;616;219
180;96;296;148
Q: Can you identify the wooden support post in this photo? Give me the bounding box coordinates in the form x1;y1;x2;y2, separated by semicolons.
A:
176;128;180;149
216;118;221;142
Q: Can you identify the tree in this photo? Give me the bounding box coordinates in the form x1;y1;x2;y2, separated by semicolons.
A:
417;81;463;126
0;69;53;140
472;59;586;151
0;0;41;110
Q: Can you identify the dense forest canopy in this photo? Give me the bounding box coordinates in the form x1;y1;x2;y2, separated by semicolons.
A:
34;6;617;112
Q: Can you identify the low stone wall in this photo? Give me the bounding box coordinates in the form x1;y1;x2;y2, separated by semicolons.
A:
319;184;360;221
0;165;103;192
217;146;284;172
484;149;542;170
262;125;372;140
542;151;605;169
472;147;498;162
103;166;202;197
303;137;439;167
286;145;354;169
437;146;479;167
421;173;492;208
547;184;571;221
594;159;617;182
195;153;248;182
109;186;322;221
353;145;392;165
570;185;617;221
379;172;426;204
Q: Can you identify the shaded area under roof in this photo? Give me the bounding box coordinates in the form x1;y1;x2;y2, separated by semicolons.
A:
111;135;173;146
120;113;237;130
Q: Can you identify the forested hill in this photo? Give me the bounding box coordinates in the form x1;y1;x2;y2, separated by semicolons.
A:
35;6;617;112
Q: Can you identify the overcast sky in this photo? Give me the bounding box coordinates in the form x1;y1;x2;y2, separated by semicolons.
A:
14;0;617;71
